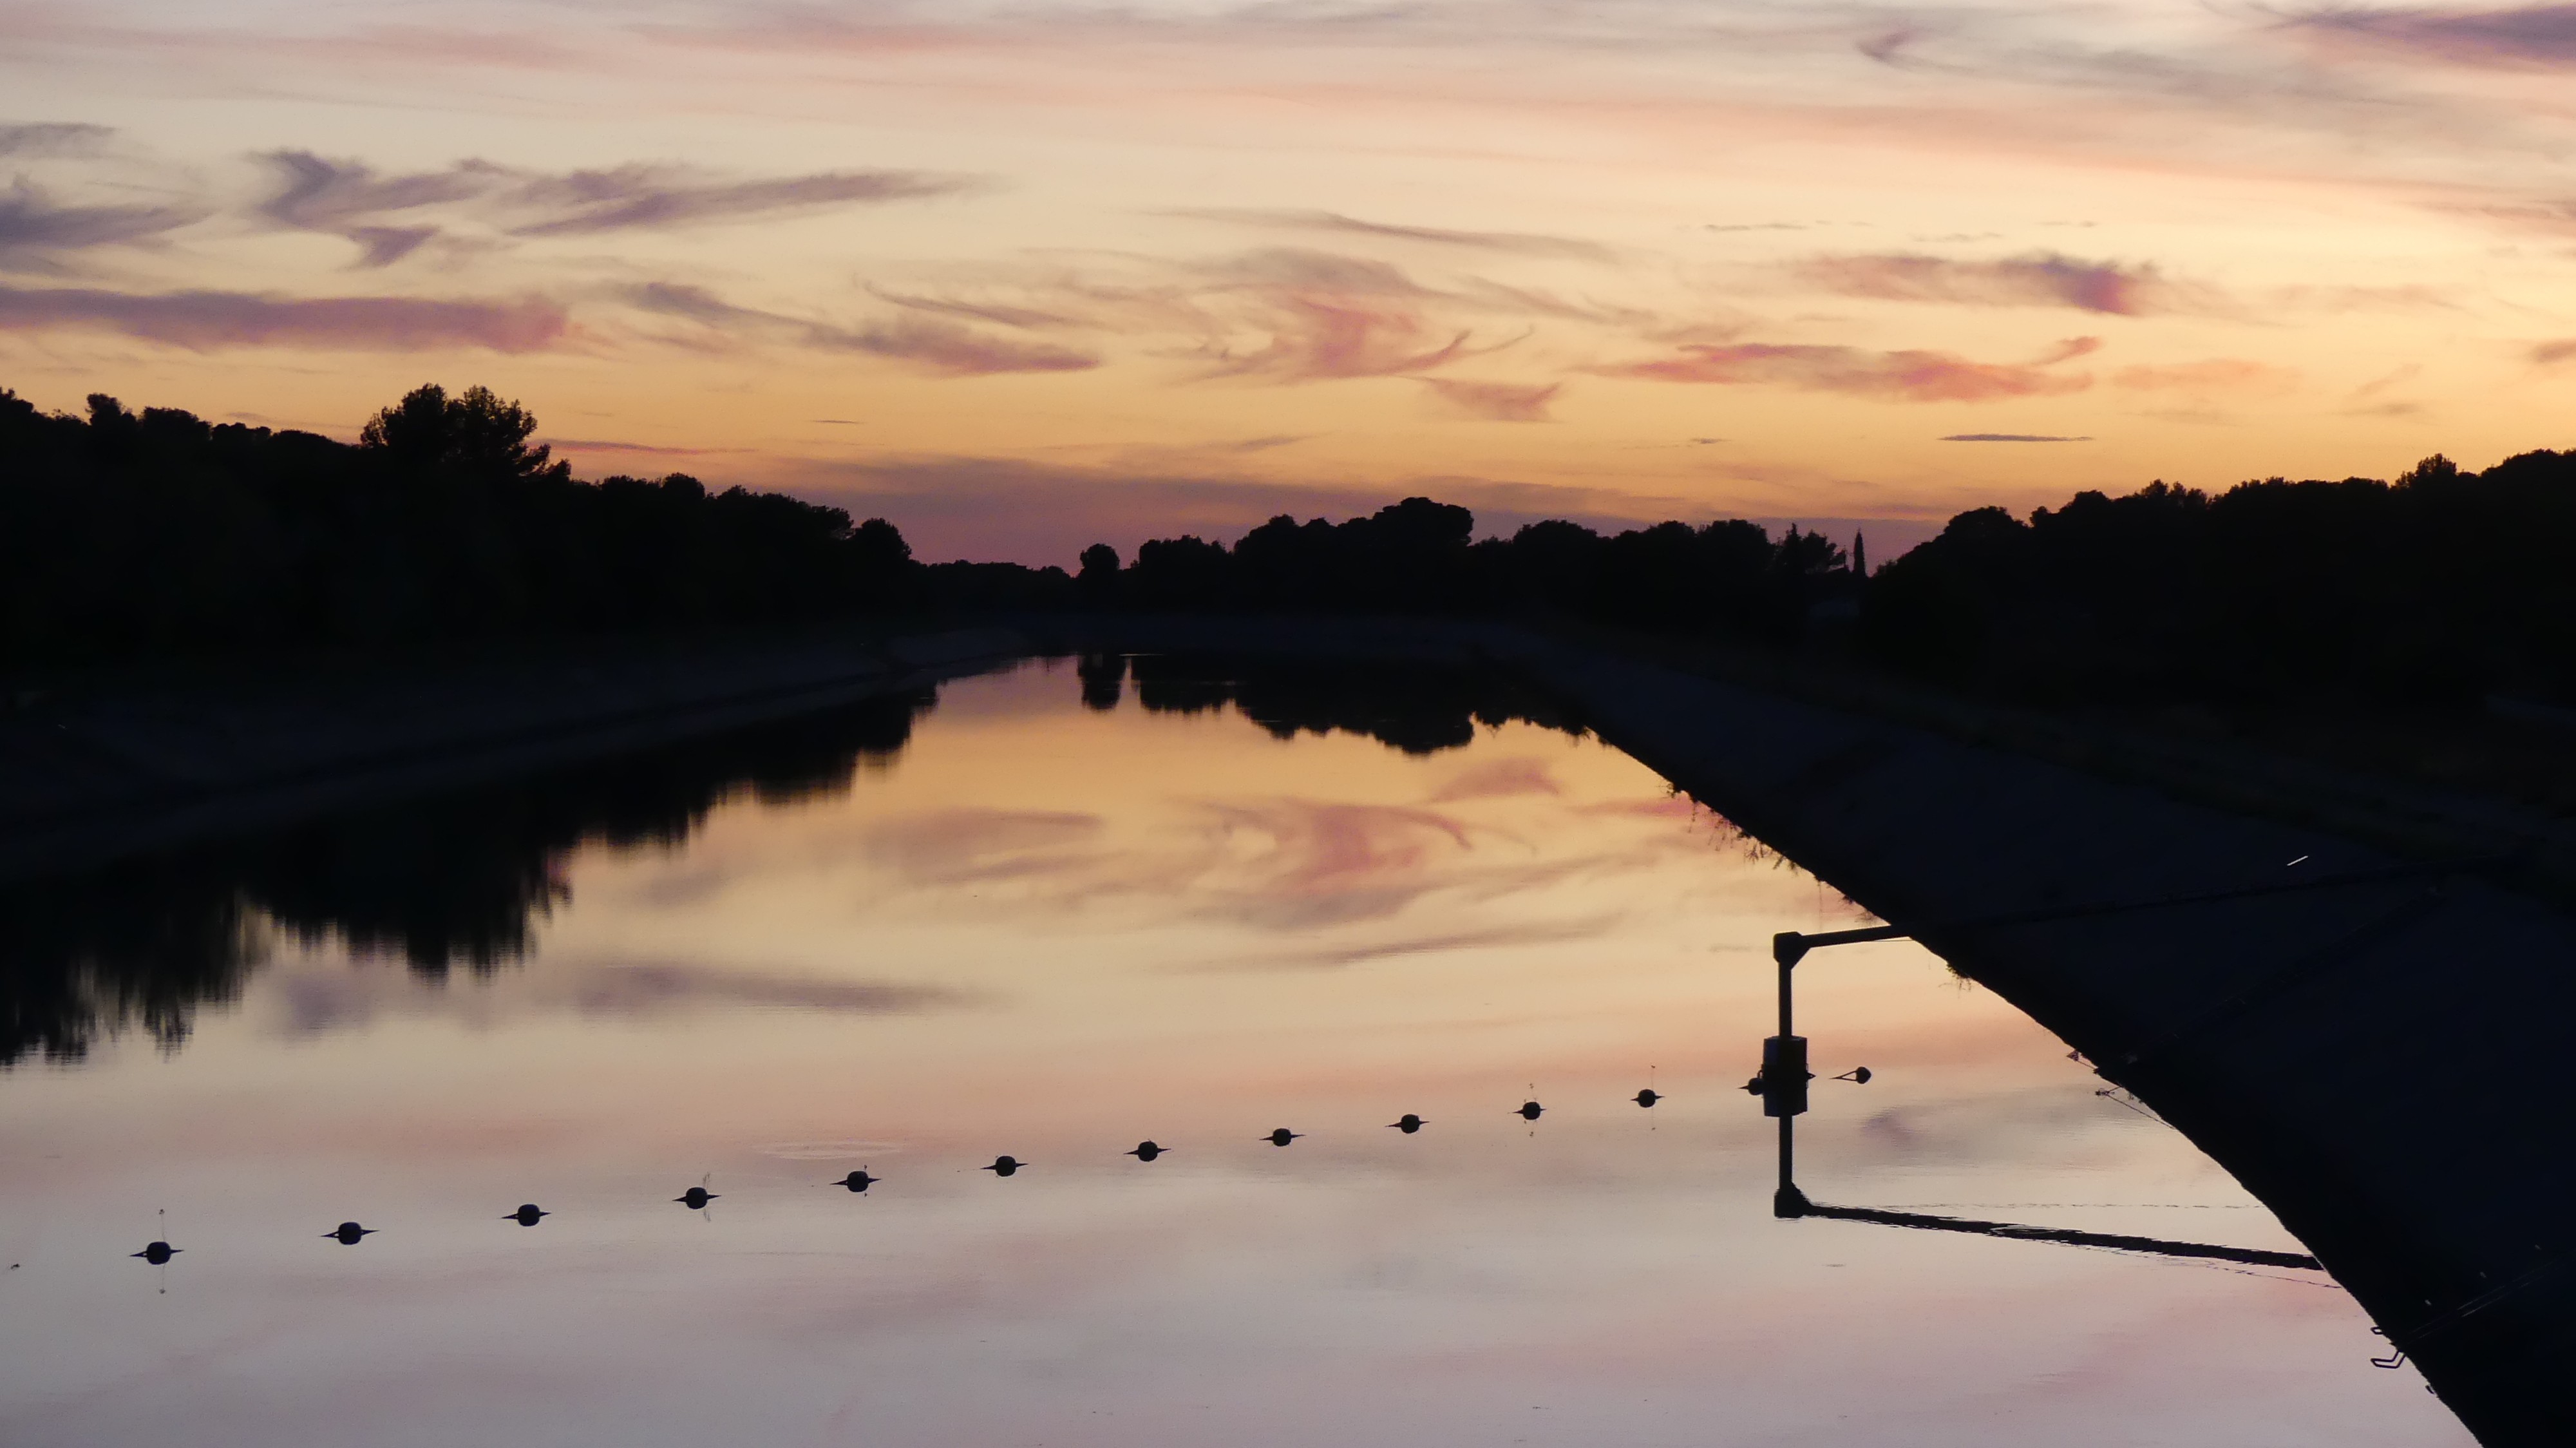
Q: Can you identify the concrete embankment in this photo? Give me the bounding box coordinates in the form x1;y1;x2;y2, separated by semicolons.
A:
1034;615;2573;1445
1515;638;2575;1447
0;626;1027;883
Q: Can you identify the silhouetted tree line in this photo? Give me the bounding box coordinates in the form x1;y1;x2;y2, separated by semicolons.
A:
1075;497;1855;642
0;383;973;669
1083;652;1589;755
1861;453;2576;706
0;688;931;1065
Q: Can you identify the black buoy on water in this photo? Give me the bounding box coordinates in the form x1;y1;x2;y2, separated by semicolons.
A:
1387;1114;1425;1134
983;1156;1025;1177
1126;1141;1165;1162
323;1222;374;1245
1264;1129;1302;1147
131;1241;179;1264
831;1170;878;1193
505;1204;549;1226
1634;1089;1662;1107
1516;1100;1544;1121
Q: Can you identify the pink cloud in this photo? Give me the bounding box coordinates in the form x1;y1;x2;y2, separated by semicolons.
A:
2289;5;2576;66
0;283;566;352
627;281;1095;374
1428;757;1561;802
1194;799;1479;926
1418;377;1560;421
1207;293;1467;381
2111;359;2298;393
1170;207;1616;262
1797;251;2212;315
1600;341;2092;402
867;808;1106;885
808;315;1098;375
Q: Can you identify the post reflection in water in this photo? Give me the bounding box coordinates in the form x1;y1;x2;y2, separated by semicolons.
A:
1759;929;2329;1273
0;656;2471;1448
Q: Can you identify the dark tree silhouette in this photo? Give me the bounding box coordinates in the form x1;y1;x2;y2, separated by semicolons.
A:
1082;497;1859;645
0;383;977;669
1858;453;2576;707
359;383;568;482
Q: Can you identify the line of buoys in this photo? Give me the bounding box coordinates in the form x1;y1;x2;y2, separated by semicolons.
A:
131;1087;1682;1262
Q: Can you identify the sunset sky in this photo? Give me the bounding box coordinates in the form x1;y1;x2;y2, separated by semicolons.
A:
6;0;2576;562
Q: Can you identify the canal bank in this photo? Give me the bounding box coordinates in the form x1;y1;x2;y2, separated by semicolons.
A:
0;627;1029;884
1502;637;2573;1447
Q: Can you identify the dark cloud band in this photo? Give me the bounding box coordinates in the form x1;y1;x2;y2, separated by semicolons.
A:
0;283;567;351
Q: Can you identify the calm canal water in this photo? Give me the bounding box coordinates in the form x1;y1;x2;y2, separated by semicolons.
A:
0;657;2470;1447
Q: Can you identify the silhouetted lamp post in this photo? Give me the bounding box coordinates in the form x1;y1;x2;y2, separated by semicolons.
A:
1756;926;1900;1215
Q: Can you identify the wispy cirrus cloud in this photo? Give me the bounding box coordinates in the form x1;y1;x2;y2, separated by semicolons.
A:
0;122;117;158
1191;248;1482;381
1171;207;1616;262
542;437;743;457
866;808;1106;886
1200;294;1468;380
1599;339;2095;403
254;150;979;266
811;316;1097;373
508;166;974;235
1796;251;2217;316
1941;432;2092;442
560;964;977;1018
2287;5;2576;66
2111;358;2298;393
0;178;200;271
1427;756;1560;803
1418;377;1560;421
627;280;1097;374
869;287;1079;330
0;282;567;351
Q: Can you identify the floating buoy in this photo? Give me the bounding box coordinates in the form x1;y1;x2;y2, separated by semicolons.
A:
505;1204;548;1226
1126;1141;1165;1162
1387;1114;1425;1134
322;1222;374;1245
830;1170;877;1194
1264;1129;1301;1147
983;1156;1025;1177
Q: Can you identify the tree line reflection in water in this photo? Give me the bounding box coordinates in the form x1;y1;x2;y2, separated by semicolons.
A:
0;656;1586;1067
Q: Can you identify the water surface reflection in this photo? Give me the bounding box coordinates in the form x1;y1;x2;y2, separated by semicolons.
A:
0;658;2468;1447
